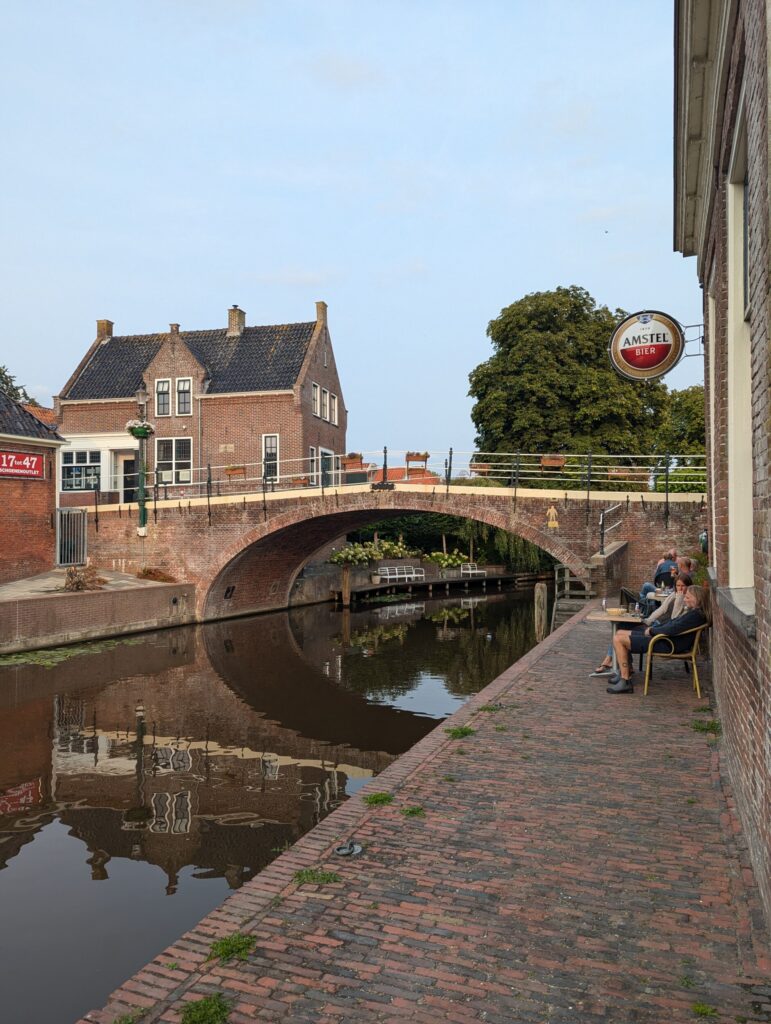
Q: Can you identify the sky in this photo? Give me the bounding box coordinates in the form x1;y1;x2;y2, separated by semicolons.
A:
0;0;703;457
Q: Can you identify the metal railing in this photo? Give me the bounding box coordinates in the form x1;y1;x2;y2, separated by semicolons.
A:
57;509;87;565
92;449;706;505
599;502;623;555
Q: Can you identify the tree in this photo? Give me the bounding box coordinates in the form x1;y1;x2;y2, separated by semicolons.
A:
655;384;705;455
468;286;669;455
0;365;35;404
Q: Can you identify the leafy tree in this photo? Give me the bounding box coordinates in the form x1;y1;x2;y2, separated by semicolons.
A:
0;365;35;404
468;286;669;455
655;384;705;455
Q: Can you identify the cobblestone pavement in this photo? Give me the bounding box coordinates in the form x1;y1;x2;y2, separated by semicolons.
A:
79;608;771;1024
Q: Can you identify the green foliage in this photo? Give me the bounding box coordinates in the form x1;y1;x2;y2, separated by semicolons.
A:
0;635;141;669
363;792;394;806
114;1013;145;1024
655;385;706;455
692;719;721;736
423;548;469;569
293;868;341;885
445;725;475;739
207;933;256;963
653;465;707;493
0;365;34;404
329;538;418;565
400;805;425;817
691;1004;718;1018
468;286;669;454
180;993;232;1024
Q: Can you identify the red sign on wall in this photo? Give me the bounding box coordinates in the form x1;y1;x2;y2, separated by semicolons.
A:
0;450;45;479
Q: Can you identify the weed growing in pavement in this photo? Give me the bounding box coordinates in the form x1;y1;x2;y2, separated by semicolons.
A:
442;774;457;782
445;726;475;739
521;754;530;760
691;1004;718;1018
686;797;698;805
165;962;180;971
691;719;721;736
180;992;232;1024
294;868;341;886
207;933;256;963
478;704;502;712
456;747;468;755
114;1013;145;1024
369;902;380;909
269;895;284;908
271;840;292;853
400;805;425;817
692;706;715;714
363;792;393;806
679;975;696;988
494;725;508;732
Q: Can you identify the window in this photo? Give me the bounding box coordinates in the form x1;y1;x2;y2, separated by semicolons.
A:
155;379;170;416
62;450;101;490
330;393;338;425
263;434;278;480
176;378;192;415
309;446;317;484
156;438;192;484
311;382;320;416
321;388;329;421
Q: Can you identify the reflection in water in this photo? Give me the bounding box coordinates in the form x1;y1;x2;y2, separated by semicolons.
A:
0;591;538;1024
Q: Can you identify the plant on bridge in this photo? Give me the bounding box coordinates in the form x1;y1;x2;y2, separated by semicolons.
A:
423;549;469;569
180;993;232;1024
329;538;419;565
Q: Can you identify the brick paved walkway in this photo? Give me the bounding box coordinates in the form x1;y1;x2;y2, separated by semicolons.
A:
79;608;770;1024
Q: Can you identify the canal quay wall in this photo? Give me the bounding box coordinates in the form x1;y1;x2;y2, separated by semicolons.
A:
79;606;770;1024
0;581;195;654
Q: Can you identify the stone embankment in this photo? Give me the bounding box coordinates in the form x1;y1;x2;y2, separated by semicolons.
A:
79;607;770;1024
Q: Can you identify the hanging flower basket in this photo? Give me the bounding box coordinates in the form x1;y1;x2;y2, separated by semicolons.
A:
126;419;155;439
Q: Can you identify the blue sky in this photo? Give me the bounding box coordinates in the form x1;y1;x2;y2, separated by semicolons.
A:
1;1;702;456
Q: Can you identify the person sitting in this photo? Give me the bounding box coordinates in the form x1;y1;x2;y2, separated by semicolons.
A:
590;574;692;676
637;549;679;612
607;584;711;694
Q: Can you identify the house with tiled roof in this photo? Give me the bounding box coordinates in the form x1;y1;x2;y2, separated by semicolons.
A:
0;391;64;582
55;302;346;505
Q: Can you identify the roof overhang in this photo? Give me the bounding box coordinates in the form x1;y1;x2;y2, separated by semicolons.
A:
0;432;64;448
673;0;736;273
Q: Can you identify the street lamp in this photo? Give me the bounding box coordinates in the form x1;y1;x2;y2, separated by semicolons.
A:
135;384;149;534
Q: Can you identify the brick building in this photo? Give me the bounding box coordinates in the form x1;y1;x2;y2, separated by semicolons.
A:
54;301;346;504
0;392;63;583
674;0;770;922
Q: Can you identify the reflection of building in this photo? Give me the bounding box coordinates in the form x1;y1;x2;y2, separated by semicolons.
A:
674;1;771;924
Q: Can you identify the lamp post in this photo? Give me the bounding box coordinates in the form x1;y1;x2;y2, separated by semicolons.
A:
135;384;149;535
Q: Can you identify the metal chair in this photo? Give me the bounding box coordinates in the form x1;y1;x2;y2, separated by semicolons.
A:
643;625;709;698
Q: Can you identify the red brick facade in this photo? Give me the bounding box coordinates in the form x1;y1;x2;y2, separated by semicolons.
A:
55;303;347;502
675;0;771;923
0;441;58;584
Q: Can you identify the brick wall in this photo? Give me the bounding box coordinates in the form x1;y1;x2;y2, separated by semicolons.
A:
0;583;196;654
0;443;57;583
684;0;771;922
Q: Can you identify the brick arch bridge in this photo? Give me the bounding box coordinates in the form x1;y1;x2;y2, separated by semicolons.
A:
87;485;706;622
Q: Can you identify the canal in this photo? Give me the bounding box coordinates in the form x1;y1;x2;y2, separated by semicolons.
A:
0;589;542;1023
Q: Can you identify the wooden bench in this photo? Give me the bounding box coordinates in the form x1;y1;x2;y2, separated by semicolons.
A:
460;563;487;578
376;565;426;583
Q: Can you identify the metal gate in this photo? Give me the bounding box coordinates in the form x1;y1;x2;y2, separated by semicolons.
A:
57;508;87;566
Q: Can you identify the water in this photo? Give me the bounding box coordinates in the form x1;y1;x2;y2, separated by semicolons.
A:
0;590;539;1023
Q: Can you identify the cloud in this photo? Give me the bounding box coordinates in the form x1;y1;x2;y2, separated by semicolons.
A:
307;52;383;91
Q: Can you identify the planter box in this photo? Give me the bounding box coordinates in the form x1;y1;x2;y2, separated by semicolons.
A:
540;455;566;469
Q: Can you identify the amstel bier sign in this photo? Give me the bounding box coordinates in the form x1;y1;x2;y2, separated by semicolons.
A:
609;310;685;381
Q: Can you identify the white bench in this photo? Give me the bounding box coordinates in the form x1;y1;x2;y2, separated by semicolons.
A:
376;565;426;583
460;563;487;578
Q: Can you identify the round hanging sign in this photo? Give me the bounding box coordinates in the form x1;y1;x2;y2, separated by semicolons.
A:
608;310;685;381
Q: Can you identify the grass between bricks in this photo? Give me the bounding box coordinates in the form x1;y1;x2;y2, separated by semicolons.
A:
691;1003;718;1018
294;867;341;885
445;725;475;739
363;792;393;806
114;1013;145;1024
180;993;232;1024
207;932;256;963
691;719;721;736
400;805;425;817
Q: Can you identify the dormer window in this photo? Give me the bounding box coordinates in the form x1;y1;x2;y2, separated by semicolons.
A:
156;379;170;417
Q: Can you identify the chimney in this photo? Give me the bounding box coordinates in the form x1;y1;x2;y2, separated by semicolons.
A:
169;323;180;337
227;304;246;337
96;319;113;342
315;300;327;326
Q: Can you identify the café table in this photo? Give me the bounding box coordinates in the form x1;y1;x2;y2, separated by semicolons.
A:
586;608;645;672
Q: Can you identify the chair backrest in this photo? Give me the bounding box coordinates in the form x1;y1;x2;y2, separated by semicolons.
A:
647;623;708;657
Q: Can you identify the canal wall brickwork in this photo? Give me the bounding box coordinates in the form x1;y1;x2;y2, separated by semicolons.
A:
82;487;707;621
0;583;196;654
77;606;770;1024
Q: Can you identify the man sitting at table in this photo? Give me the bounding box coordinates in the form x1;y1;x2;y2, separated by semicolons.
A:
606;584;710;694
590;574;692;677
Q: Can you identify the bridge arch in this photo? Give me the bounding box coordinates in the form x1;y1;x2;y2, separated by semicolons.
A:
200;491;588;621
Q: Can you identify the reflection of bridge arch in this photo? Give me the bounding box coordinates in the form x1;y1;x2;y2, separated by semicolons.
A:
201;491;586;621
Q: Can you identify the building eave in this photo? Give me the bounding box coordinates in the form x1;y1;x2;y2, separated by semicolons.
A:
0;432;64;448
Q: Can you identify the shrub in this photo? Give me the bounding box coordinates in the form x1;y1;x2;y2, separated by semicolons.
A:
63;565;104;591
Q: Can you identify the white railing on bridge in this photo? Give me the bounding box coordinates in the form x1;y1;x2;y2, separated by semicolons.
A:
99;448;706;503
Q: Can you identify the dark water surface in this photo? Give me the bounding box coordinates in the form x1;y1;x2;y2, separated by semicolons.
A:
0;591;539;1023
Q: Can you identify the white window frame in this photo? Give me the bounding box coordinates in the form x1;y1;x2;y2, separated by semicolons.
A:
61;449;101;491
309;445;317;484
155;437;193;484
321;388;329;421
262;433;279;481
330;393;338;426
175;377;192;416
311;382;320;417
155;379;171;417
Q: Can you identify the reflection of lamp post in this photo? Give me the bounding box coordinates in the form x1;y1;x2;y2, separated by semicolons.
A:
135;385;149;535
